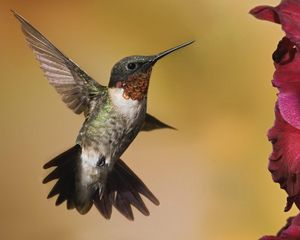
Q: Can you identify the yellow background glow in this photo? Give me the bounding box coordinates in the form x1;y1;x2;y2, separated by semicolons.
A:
0;0;292;239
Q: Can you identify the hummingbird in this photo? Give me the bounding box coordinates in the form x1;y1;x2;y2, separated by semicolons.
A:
13;11;194;220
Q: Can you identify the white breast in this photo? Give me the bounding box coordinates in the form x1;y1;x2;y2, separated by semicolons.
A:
109;88;144;120
80;148;100;185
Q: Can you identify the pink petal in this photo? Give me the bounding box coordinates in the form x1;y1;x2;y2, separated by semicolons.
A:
260;214;300;240
250;1;300;46
252;1;300;239
250;5;280;23
277;0;300;46
273;38;300;129
260;237;281;240
251;0;300;129
268;105;300;211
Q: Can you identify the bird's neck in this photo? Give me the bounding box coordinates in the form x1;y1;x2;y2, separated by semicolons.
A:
122;74;149;101
108;88;146;118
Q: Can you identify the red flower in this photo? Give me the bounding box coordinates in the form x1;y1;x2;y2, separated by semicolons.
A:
260;213;300;240
268;104;300;211
251;0;300;211
251;0;300;129
250;0;300;46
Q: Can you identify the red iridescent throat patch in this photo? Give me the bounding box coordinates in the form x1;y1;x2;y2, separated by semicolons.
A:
122;72;150;101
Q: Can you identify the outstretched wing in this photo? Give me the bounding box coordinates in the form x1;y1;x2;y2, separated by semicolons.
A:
13;11;107;115
141;113;176;131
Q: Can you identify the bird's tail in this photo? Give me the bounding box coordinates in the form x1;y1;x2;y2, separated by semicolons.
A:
43;145;159;220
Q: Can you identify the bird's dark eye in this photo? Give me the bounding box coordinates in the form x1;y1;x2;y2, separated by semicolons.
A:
97;156;106;167
126;62;137;70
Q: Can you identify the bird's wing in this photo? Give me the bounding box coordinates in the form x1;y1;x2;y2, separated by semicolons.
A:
141;113;176;131
13;11;107;115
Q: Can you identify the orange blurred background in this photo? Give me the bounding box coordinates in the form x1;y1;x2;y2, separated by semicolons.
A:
0;0;292;239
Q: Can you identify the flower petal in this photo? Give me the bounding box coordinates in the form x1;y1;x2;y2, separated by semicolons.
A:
251;1;300;129
250;5;280;23
271;35;300;129
277;0;300;46
268;105;300;211
251;1;300;46
260;214;300;240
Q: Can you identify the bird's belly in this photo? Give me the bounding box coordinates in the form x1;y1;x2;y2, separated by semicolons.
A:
77;104;145;166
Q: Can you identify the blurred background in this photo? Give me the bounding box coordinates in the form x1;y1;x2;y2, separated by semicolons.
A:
0;0;290;239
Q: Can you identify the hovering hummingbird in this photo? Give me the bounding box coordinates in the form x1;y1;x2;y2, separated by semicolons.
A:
13;11;194;220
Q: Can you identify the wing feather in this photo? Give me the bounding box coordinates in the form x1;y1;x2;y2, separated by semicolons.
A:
13;11;106;115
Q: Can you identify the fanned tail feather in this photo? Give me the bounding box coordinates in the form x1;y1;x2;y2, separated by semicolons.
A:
43;145;81;210
94;159;160;220
43;145;159;220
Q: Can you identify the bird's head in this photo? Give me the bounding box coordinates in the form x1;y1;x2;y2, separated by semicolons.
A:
108;41;194;101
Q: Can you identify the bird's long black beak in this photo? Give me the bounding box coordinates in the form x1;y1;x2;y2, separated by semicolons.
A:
151;40;194;64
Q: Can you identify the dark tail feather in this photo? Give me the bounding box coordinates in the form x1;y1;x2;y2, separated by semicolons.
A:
94;159;159;221
43;145;81;210
43;146;159;220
